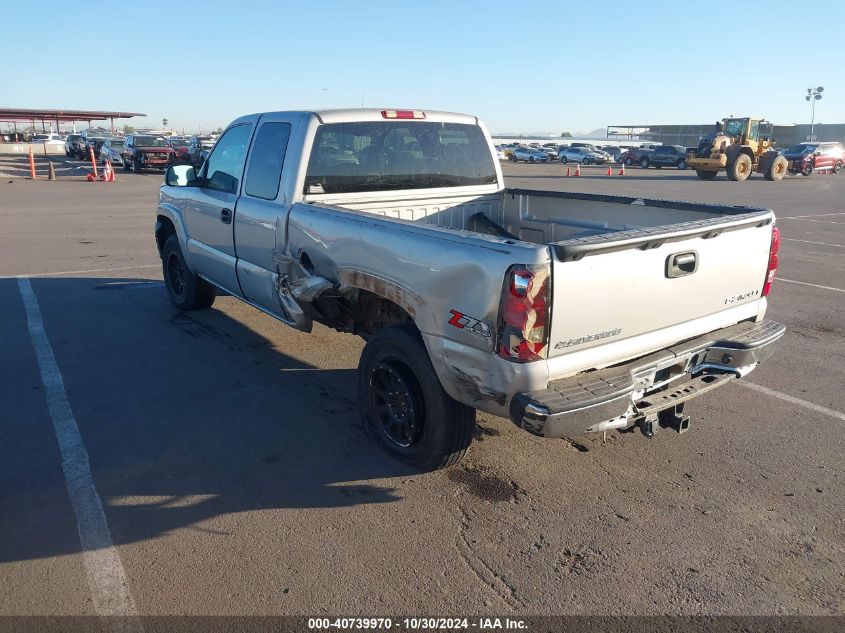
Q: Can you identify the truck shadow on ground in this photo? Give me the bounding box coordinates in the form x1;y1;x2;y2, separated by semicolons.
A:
1;277;416;564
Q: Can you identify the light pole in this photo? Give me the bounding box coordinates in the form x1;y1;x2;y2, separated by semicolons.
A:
805;86;823;141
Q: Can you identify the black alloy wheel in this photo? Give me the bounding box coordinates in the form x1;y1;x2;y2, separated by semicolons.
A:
369;361;421;448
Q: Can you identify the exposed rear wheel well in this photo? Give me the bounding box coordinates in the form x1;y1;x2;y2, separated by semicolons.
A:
311;288;416;339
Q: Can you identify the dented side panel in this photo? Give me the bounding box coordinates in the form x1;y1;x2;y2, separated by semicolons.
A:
285;202;552;414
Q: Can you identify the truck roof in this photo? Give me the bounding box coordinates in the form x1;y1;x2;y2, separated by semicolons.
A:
232;108;478;126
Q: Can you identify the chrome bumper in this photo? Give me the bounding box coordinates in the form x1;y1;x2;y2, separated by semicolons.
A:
509;319;786;439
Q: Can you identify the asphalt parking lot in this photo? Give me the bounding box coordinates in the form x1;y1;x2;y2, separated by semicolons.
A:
1;162;843;620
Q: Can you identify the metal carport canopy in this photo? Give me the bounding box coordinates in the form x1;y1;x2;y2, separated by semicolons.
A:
0;108;145;122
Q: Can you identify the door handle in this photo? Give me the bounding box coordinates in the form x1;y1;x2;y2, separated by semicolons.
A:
666;251;698;278
220;208;232;225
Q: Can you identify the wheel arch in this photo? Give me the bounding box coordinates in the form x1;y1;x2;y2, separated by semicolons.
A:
155;207;194;269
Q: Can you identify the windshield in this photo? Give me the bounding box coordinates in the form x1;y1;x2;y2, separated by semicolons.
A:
305;121;498;194
787;144;814;154
134;136;167;147
723;119;747;136
170;139;189;147
31;135;48;141
109;139;124;147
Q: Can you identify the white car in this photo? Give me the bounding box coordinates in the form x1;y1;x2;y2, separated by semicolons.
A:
30;133;64;146
99;137;126;166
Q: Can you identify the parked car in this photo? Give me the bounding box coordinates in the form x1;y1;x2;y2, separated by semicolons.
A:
591;148;614;162
156;107;784;470
640;145;688;169
64;134;85;157
168;137;192;163
782;142;844;176
99;137;126;167
80;128;110;160
121;135;176;173
542;146;558;161
511;147;549;163
30;133;64;146
188;135;217;166
620;147;653;166
601;147;626;163
558;147;604;164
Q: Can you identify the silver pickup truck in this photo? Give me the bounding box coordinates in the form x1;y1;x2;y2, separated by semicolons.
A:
155;108;785;470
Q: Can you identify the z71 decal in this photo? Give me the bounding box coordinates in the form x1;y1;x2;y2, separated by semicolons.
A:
448;310;491;338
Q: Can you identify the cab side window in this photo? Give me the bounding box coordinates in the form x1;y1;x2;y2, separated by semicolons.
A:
203;124;253;194
245;122;292;200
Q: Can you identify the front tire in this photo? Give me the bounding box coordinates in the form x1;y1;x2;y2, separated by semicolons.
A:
640;158;649;168
625;157;633;165
761;153;787;181
678;159;687;170
161;235;216;310
727;154;752;181
132;158;141;173
834;161;842;174
802;163;813;177
358;325;475;471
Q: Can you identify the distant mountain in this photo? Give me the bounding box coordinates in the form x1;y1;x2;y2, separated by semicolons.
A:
574;128;607;139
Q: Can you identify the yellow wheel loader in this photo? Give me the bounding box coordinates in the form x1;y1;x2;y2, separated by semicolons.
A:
687;117;788;182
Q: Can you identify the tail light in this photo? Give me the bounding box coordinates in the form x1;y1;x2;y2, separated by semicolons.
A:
498;265;551;362
762;225;781;297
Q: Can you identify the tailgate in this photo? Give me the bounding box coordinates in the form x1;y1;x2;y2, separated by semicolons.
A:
547;212;774;365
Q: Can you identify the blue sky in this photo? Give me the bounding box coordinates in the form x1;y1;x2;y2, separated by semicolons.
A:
4;0;842;134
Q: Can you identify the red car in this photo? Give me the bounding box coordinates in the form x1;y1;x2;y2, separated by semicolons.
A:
167;138;191;164
783;142;844;176
619;147;653;166
121;134;176;173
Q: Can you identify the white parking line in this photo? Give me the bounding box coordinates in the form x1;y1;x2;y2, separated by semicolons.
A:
17;277;143;629
739;382;845;422
778;278;845;293
790;218;845;225
782;238;845;249
779;212;845;219
0;264;159;280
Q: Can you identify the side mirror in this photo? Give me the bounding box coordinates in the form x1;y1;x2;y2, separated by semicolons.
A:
165;164;196;187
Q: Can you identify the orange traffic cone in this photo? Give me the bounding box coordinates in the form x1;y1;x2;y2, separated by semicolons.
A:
574;163;581;176
618;163;626;176
607;166;612;176
566;166;570;177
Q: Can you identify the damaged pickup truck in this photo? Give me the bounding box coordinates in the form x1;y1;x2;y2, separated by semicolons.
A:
155;108;785;470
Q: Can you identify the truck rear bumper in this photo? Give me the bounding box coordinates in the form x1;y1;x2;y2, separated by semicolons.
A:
509;319;786;439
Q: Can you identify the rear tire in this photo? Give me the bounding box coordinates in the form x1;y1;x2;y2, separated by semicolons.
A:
834;161;842;174
727;154;752;181
161;235;216;311
802;163;813;177
358;325;475;471
696;170;718;180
